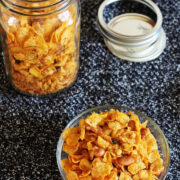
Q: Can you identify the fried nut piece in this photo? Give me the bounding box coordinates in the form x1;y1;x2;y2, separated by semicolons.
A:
128;120;136;131
141;128;149;137
94;148;105;157
117;155;135;166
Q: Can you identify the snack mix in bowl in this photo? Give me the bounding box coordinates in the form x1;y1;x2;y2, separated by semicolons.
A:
58;107;168;180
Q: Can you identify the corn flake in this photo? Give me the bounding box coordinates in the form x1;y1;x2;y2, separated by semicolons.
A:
92;158;112;179
66;170;79;180
97;136;110;149
128;162;146;175
119;172;132;180
79;159;91;171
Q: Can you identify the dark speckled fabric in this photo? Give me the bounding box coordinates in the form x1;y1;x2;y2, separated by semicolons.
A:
0;0;179;179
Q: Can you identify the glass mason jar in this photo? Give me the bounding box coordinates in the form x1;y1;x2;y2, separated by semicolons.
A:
0;0;80;95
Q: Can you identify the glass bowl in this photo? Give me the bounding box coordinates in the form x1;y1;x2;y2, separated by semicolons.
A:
56;105;170;180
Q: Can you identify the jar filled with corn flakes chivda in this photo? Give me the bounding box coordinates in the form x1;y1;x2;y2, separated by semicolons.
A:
0;0;80;95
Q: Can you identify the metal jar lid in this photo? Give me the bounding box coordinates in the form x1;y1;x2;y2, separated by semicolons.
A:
97;0;166;62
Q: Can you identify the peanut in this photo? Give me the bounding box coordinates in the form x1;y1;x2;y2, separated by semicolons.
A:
128;120;136;131
141;128;149;137
117;155;135;166
94;148;105;157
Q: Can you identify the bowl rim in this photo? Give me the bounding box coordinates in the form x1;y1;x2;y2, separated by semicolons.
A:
56;104;170;179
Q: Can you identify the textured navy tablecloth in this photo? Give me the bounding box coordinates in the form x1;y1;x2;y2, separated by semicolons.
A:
0;0;179;179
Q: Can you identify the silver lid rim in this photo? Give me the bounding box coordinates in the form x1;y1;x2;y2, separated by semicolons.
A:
97;0;163;42
97;19;161;47
104;29;166;62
